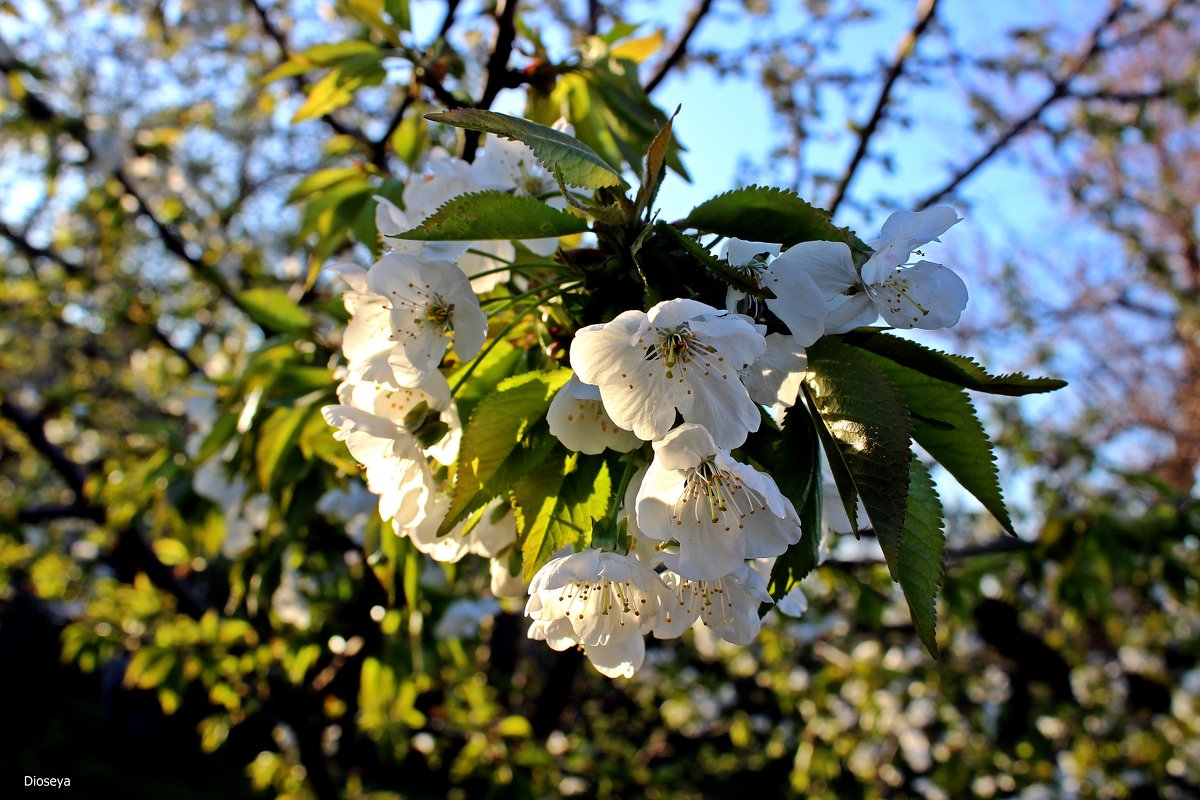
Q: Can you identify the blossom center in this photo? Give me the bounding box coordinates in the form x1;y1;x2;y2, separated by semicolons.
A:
647;323;716;379
673;459;763;530
556;579;647;623
664;577;734;626
424;293;456;332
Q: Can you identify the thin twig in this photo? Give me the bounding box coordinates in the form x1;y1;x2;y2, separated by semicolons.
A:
823;536;1035;570
642;0;715;95
246;0;368;145
915;0;1129;209
827;0;940;216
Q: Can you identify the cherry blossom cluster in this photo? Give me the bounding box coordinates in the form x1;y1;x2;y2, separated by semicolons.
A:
534;207;967;678
320;133;969;679
319;138;565;600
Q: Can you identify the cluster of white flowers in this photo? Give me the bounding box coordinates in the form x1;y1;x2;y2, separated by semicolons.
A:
320;139;567;599
321;133;969;679
531;206;968;678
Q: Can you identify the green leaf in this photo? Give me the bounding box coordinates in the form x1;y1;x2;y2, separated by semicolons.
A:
256;405;315;490
425;109;627;189
262;57;315;85
390;190;589;241
445;338;524;421
287;166;367;204
384;0;410;29
302;41;380;65
292;55;385;123
440;369;572;535
235;287;313;336
634;106;678;217
889;460;946;658
680;186;866;249
864;353;1015;535
653;221;774;298
125;647;176;690
756;410;823;600
512;452;611;579
844;330;1067;396
804;337;913;547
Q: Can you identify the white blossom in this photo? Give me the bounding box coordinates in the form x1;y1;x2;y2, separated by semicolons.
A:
473;133;566;257
397;495;518;564
525;550;673;679
546;374;641;455
321;404;434;526
721;238;825;346
272;555;312;630
636;424;801;580
337;372;461;465
740;332;808;415
778;206;967;333
193;459;269;559
570;299;766;450
653;563;773;644
434;597;501;640
365;253;487;384
316;482;378;546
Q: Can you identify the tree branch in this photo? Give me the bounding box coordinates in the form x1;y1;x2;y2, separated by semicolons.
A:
246;0;370;147
915;0;1129;209
827;0;940;216
1;217;204;374
642;0;715;95
462;0;522;162
823;536;1035;570
1;395;210;618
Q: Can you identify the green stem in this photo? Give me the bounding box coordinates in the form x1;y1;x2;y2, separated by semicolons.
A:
480;277;579;314
450;300;546;396
465;261;574;281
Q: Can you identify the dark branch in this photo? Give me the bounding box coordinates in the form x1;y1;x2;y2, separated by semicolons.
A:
642;0;715;95
462;0;522;162
0;398;88;497
827;0;940;216
823;536;1035;570
246;0;374;155
915;0;1129;209
1;395;210;618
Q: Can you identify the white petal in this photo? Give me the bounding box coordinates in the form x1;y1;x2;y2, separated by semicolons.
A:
742;333;807;409
584;627;646;679
649;423;717;471
374;196;411;237
773;240;857;300
327;261;368;294
762;260;826;346
721;238;781;265
547;375;640;454
874;206;960;251
871;260;968;330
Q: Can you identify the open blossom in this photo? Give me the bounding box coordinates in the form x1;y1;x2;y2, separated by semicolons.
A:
777;206;967;333
365;253;487;384
740;332;808;416
636;424;801;580
376;150;515;292
525;550;673;679
653;563;773;644
321;404;433;527
337;372;461;465
546;374;641;455
721;239;825;346
570;298;766;450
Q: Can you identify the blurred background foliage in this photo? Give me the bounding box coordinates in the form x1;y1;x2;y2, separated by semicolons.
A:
1;0;1198;797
